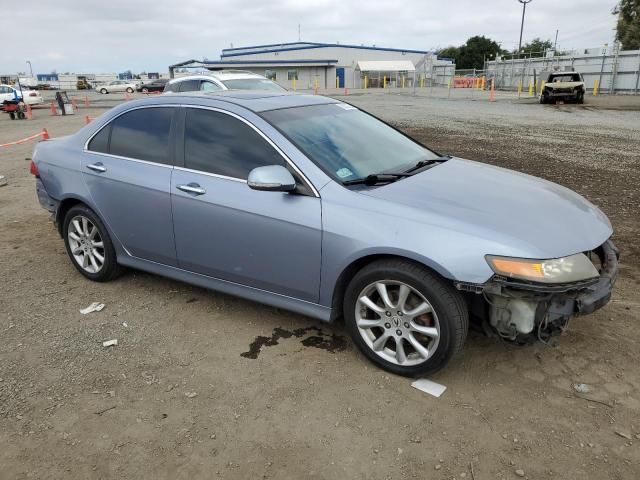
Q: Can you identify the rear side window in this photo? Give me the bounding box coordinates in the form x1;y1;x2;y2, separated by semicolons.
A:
177;79;201;92
109;108;173;164
184;108;285;179
88;124;110;153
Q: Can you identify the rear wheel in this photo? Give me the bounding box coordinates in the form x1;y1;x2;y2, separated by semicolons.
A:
100;88;108;94
344;259;468;376
63;205;122;282
142;88;149;93
126;87;134;93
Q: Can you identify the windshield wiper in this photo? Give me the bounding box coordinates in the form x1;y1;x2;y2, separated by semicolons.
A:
343;172;411;186
403;155;451;174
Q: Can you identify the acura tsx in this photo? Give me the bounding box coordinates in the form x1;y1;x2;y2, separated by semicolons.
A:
30;91;618;376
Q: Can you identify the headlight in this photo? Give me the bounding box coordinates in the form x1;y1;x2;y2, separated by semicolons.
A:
486;253;599;284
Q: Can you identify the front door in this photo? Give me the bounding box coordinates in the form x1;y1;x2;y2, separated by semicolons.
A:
81;106;178;266
171;107;322;302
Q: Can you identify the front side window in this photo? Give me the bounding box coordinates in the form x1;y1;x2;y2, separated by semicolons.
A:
262;103;439;183
108;108;173;164
184;108;285;179
200;81;222;92
287;70;298;81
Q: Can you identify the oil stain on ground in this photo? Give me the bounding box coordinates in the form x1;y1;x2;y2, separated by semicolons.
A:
241;326;348;359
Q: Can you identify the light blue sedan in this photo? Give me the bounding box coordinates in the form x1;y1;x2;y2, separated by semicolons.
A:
30;91;618;375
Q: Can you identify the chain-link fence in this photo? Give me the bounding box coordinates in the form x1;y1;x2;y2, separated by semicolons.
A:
486;48;640;94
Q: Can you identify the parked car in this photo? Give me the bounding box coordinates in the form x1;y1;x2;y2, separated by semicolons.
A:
0;84;44;105
98;80;138;94
136;79;168;93
540;71;586;104
30;92;617;376
164;71;285;93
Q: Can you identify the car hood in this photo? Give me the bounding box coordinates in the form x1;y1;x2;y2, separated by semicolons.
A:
362;158;612;258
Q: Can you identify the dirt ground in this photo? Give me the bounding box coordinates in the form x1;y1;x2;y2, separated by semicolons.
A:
1;91;639;480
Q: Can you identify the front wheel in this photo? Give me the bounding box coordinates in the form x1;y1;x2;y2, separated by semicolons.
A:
63;204;122;282
126;87;134;93
141;88;149;93
344;259;468;376
100;88;108;94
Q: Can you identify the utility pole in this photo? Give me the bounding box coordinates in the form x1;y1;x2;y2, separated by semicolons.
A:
298;24;301;42
517;0;533;55
26;60;33;77
554;29;559;52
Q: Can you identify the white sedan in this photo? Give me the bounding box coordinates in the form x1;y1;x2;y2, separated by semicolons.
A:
0;84;44;105
97;80;139;94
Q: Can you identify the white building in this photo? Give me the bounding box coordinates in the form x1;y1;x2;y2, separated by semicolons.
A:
170;41;454;89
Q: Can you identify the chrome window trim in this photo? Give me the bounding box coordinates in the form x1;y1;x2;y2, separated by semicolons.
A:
182;105;320;198
174;166;246;183
85;151;174;169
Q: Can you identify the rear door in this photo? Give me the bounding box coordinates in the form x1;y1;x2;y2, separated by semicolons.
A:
171;107;322;302
82;106;179;266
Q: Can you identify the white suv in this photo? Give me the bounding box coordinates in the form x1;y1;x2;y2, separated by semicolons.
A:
164;71;284;93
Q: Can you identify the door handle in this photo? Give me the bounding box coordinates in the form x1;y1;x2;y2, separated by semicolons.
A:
177;183;206;195
86;163;107;173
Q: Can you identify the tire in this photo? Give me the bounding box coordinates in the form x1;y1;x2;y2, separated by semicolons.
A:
539;93;547;104
126;87;134;93
142;88;149;93
63;204;123;282
100;88;108;94
577;92;584;104
344;259;468;376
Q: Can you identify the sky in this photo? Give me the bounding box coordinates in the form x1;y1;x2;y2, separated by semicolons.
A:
4;0;619;75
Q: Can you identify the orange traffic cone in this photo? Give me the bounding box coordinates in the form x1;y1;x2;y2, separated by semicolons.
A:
85;115;93;125
41;128;50;140
50;102;57;116
26;103;33;120
489;79;495;102
72;99;78;111
84;96;90;107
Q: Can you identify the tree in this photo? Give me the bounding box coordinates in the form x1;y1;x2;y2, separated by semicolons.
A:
614;0;640;50
437;46;460;61
518;38;554;57
437;36;505;69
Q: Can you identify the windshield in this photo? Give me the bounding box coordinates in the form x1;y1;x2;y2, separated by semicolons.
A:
549;74;581;82
262;103;439;182
221;78;285;91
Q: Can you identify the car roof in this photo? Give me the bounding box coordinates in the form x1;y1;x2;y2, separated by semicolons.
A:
168;71;266;83
134;90;340;113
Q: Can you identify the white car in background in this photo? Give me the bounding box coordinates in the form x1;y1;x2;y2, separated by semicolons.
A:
97;80;139;94
163;71;285;93
0;84;44;105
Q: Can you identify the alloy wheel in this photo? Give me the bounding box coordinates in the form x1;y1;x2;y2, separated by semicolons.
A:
67;215;105;274
355;280;440;366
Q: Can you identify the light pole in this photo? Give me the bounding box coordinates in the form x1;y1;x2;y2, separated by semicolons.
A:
26;60;33;77
517;0;532;55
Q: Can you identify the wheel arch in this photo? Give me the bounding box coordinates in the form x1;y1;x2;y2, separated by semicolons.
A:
328;251;454;322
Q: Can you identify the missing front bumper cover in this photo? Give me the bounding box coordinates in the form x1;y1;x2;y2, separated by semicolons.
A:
457;240;619;342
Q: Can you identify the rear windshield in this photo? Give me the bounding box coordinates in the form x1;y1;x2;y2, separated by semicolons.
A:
549;73;581;82
221;78;285;91
262;103;439;183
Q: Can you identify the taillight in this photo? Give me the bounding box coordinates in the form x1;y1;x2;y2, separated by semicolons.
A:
29;160;40;177
29;92;37;97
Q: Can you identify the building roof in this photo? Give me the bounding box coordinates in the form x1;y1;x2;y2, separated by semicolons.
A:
169;59;338;71
220;41;430;58
356;60;416;72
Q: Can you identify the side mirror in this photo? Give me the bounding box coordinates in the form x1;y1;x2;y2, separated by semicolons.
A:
247;165;296;192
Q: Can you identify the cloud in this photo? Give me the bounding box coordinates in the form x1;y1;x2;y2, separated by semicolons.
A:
6;0;618;74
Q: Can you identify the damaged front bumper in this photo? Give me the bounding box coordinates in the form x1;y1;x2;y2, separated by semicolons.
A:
457;240;619;342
